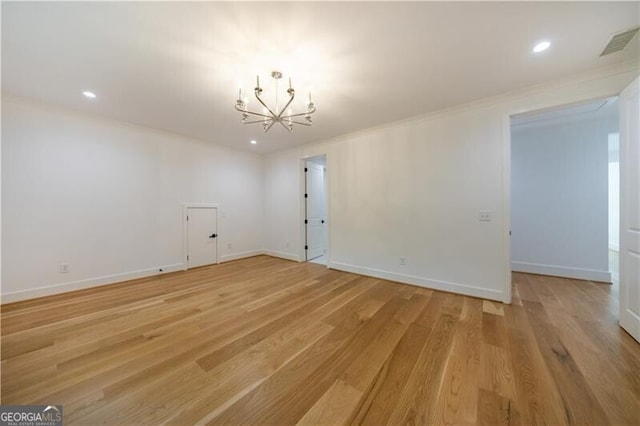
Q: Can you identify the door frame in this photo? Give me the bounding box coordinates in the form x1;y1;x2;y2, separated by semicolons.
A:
502;93;619;304
299;155;330;264
183;203;219;270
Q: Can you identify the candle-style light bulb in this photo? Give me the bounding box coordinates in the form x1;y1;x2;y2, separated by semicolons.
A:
289;77;292;90
256;75;260;88
238;88;242;101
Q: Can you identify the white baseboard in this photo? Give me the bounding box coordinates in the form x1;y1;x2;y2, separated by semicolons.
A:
511;261;612;283
219;250;264;263
1;263;185;304
328;261;506;302
262;250;301;262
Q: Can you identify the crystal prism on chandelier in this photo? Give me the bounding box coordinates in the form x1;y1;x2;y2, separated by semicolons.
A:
235;71;316;133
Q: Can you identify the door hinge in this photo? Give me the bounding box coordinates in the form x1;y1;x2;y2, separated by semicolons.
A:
304;219;308;224
186;216;189;221
187;255;189;261
304;193;308;198
305;245;308;250
304;167;308;172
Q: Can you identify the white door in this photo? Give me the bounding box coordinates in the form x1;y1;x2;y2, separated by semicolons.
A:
187;207;218;269
306;161;327;260
619;77;640;343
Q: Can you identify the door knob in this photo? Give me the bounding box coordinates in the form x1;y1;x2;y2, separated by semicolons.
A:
321;219;325;224
209;233;217;238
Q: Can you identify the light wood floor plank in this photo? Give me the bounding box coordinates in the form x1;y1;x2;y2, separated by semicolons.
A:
297;379;362;426
385;312;459;425
355;293;445;425
431;297;483;425
522;299;611;425
503;303;569;425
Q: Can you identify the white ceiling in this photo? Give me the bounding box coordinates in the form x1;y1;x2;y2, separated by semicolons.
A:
2;2;639;153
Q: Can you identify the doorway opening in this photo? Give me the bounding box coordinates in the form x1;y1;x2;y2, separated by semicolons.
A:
509;97;619;284
303;155;328;265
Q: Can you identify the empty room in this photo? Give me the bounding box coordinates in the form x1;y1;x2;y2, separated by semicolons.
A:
1;2;639;425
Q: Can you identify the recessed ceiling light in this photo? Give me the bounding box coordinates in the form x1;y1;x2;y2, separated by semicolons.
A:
82;91;97;99
533;41;551;53
250;140;257;145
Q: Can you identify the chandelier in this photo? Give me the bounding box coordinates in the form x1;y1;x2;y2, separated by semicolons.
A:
235;71;316;133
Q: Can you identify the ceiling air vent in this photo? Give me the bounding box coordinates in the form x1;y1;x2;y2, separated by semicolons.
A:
600;27;640;56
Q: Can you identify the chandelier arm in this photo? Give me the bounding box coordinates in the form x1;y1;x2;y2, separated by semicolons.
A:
254;90;279;118
276;92;296;119
241;110;274;119
234;105;273;119
281;106;316;119
281;111;316;120
264;120;277;133
243;119;274;124
277;120;294;133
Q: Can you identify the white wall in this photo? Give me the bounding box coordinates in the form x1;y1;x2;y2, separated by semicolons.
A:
1;97;264;302
263;64;638;302
511;113;616;282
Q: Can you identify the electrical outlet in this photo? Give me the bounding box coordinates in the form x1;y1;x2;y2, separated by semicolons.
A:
400;257;407;266
59;263;70;273
479;211;492;222
285;242;290;249
227;243;233;250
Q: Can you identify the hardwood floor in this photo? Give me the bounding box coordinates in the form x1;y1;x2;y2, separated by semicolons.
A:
1;255;639;425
